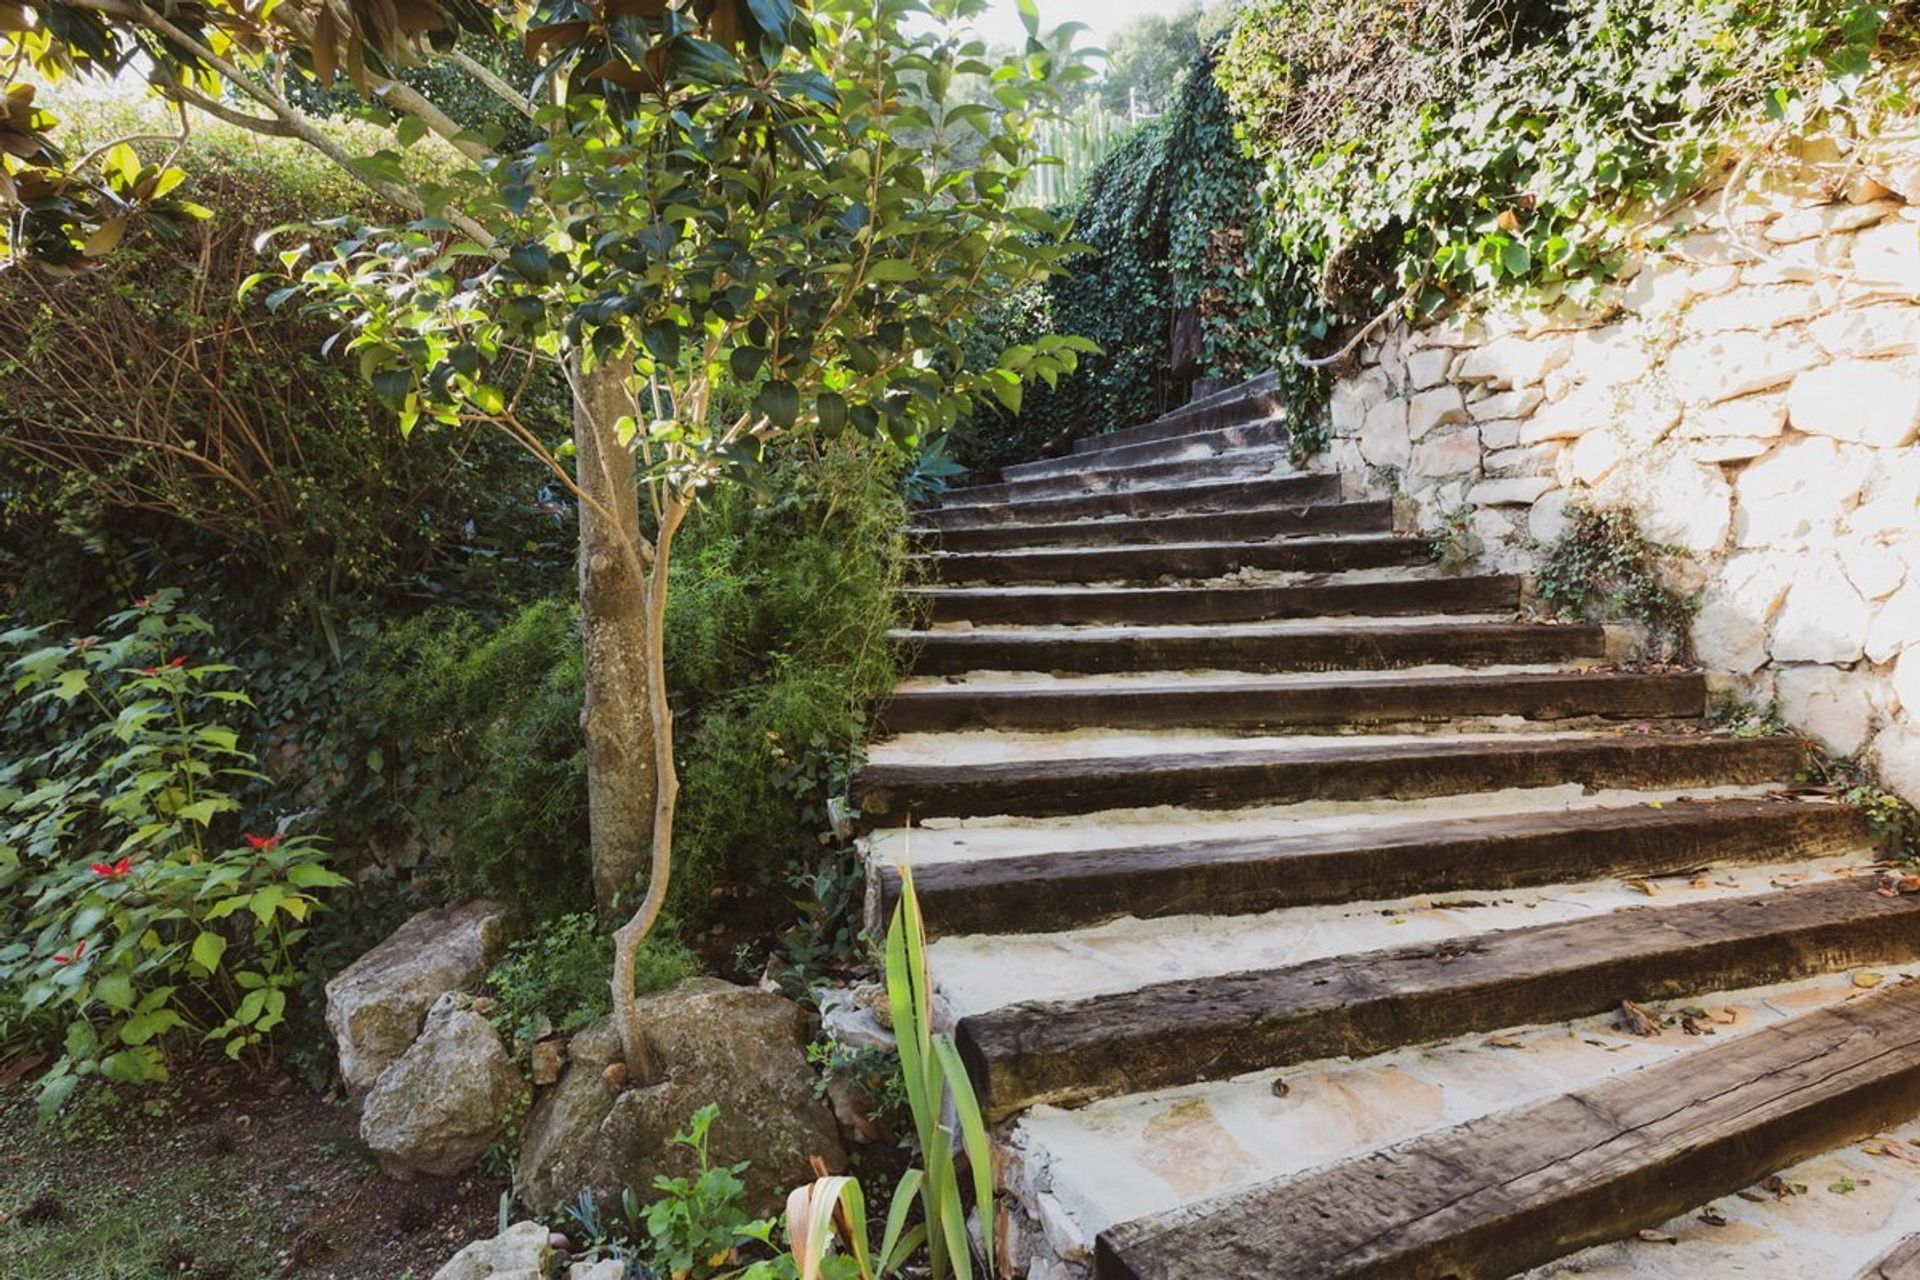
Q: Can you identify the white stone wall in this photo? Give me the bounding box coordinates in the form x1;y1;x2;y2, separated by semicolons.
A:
1318;149;1920;797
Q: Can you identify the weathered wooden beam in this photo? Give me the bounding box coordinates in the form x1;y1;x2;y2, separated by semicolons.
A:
917;532;1428;585
921;472;1338;528
911;500;1391;552
902;574;1522;627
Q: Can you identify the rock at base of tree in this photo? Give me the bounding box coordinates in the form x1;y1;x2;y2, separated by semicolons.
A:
325;899;512;1097
431;1220;551;1280
361;992;526;1178
515;977;847;1212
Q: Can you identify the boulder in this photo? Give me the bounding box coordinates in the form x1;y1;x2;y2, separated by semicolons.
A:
1810;304;1920;360
1868;584;1920;664
1770;555;1873;665
1467;476;1554;507
1631;461;1732;554
1682;284;1819;334
516;978;846;1214
1674;396;1787;440
432;1221;551;1280
1358;397;1413;470
361;993;526;1178
1777;665;1878;756
1408;427;1482;479
1693;554;1795;675
326;899;511;1096
1407;386;1468;439
1666;330;1823;405
1734;438;1872;549
1455;335;1571;389
1468;387;1544;424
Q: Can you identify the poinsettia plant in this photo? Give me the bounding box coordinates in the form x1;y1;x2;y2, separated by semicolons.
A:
0;589;348;1115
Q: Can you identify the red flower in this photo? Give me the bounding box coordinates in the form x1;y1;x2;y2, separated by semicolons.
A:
132;595;157;609
90;857;134;880
139;655;189;676
72;636;98;651
53;940;87;965
243;832;282;852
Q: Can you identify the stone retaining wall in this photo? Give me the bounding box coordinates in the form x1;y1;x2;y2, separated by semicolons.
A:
1317;145;1920;797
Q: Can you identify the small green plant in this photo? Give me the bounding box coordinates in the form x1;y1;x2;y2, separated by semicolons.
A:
781;864;994;1280
1805;751;1920;862
0;591;348;1116
485;912;697;1052
1426;505;1479;572
1533;503;1698;660
1708;692;1789;739
646;1105;783;1278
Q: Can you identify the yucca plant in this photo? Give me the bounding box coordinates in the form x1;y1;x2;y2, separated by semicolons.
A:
784;864;995;1280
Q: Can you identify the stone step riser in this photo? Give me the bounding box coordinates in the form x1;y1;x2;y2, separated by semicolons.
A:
940;447;1294;508
1067;375;1286;458
958;876;1920;1120
907;575;1522;627
899;621;1609;678
910;501;1392;553
921;535;1430;585
1003;418;1291;483
877;797;1866;938
874;671;1704;736
851;735;1806;826
922;473;1339;529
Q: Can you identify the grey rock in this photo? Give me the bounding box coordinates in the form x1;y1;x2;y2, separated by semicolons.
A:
516;977;847;1213
361;992;526;1178
325;899;511;1096
432;1221;551;1280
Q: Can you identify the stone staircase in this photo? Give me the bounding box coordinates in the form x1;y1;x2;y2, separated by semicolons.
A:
851;377;1920;1280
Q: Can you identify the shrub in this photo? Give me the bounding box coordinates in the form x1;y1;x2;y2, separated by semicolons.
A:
486;912;696;1051
0;591;348;1115
1533;503;1697;660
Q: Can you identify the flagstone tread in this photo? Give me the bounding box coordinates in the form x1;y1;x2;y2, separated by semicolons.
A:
877;795;1868;937
938;445;1297;508
897;617;1611;675
852;732;1806;824
920;531;1431;584
874;669;1704;735
910;499;1392;552
905;574;1523;626
919;472;1338;528
1003;417;1290;483
1093;977;1920;1280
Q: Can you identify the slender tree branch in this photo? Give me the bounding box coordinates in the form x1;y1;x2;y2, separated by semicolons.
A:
446;46;537;120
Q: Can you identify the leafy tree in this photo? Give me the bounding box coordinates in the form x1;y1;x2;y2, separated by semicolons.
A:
3;0;1095;1080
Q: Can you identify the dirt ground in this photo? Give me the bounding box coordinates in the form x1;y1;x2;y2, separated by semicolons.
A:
0;1065;507;1280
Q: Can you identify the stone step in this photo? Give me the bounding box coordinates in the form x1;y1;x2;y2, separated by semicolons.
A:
905;573;1522;627
939;445;1294;508
1067;372;1284;458
956;874;1920;1121
1002;417;1291;484
851;731;1806;825
896;617;1610;676
1092;974;1920;1280
909;499;1392;553
918;533;1430;585
874;668;1703;735
922;472;1339;529
877;795;1864;937
1001;967;1920;1274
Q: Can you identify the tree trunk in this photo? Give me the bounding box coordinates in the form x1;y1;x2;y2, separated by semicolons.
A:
571;355;656;913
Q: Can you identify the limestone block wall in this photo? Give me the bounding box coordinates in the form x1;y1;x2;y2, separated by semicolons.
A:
1316;150;1920;796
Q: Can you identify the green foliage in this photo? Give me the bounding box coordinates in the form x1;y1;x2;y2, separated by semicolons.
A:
485;911;696;1051
644;1104;782;1279
0;98;574;621
0;592;348;1115
1090;4;1207;117
1533;502;1698;658
953;55;1299;473
1708;692;1790;739
1216;0;1918;368
1803;751;1920;861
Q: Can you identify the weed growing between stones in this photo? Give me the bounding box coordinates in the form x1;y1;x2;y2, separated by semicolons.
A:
1532;503;1699;662
1427;505;1482;573
1709;692;1791;738
1805;751;1920;862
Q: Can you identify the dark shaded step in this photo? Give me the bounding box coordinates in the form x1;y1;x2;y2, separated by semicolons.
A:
941;446;1294;508
898;618;1608;677
923;473;1338;529
911;500;1392;553
1003;417;1290;483
921;533;1431;586
906;574;1523;627
875;669;1700;735
852;732;1805;825
1095;977;1920;1280
959;873;1920;1120
1069;372;1284;458
878;796;1867;937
